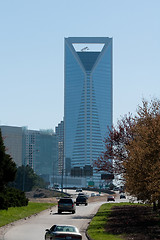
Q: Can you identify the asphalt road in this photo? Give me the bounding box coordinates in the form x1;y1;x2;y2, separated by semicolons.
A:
3;200;105;240
2;190;129;240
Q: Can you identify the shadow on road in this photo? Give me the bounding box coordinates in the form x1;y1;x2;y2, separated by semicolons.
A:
72;214;95;220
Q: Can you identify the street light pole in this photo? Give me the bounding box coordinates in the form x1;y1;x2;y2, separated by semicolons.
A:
61;168;64;192
22;164;25;192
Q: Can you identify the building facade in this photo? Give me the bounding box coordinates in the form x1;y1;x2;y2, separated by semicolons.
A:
55;120;64;175
22;128;40;170
37;130;57;183
0;125;57;185
64;37;113;187
22;128;57;183
0;125;23;167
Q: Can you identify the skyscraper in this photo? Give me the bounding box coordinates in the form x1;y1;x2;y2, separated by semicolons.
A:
64;37;113;186
22;128;57;181
55;120;64;175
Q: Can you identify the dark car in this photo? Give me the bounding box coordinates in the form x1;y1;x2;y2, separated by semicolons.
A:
76;195;88;206
107;195;115;202
78;192;88;197
58;197;76;214
45;224;82;240
120;194;126;199
76;188;82;192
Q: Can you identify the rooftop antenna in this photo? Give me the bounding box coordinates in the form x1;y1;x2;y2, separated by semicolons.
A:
81;47;89;52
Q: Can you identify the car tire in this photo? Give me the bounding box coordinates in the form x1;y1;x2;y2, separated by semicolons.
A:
58;210;62;214
72;210;75;214
85;203;88;206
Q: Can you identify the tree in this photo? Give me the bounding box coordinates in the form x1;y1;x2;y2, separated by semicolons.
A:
95;99;160;206
0;129;17;191
124;99;160;204
95;113;134;176
13;165;47;191
0;130;28;210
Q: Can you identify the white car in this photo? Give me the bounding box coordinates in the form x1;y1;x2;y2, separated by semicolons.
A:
45;224;82;240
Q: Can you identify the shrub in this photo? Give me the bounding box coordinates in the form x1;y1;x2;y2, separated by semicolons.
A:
0;191;8;210
0;187;28;210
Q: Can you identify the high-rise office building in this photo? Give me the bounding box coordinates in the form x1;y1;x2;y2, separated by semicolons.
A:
0;125;57;185
55;120;64;175
0;125;23;167
37;130;57;183
23;128;57;182
22;128;40;169
64;37;113;186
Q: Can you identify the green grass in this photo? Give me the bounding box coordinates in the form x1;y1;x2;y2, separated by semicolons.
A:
87;202;135;240
0;202;56;227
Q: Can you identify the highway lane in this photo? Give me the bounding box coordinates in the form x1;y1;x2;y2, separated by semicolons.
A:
63;189;102;196
3;190;129;240
3;200;105;240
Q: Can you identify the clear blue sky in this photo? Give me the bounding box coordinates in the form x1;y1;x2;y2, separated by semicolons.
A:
0;0;160;130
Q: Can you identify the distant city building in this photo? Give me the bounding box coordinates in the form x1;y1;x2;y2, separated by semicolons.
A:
22;128;57;183
38;129;57;183
0;125;23;166
0;125;57;185
22;128;40;169
64;37;113;187
55;120;64;175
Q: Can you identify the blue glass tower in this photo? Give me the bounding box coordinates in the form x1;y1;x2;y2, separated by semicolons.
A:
64;37;113;186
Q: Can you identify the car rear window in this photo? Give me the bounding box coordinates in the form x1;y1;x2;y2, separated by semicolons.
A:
59;198;73;203
77;196;85;199
55;226;76;232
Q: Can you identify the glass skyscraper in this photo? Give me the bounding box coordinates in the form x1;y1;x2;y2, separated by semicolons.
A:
64;37;113;186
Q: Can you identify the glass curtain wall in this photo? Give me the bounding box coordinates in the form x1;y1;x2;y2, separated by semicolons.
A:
64;37;113;186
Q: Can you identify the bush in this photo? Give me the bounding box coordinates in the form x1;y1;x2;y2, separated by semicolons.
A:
0;187;28;210
0;191;8;210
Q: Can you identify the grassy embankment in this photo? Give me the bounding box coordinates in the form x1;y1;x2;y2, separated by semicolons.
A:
87;202;125;240
87;203;154;240
87;201;160;240
0;202;56;227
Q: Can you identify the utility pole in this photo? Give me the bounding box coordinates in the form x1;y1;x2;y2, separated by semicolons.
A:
61;169;64;192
